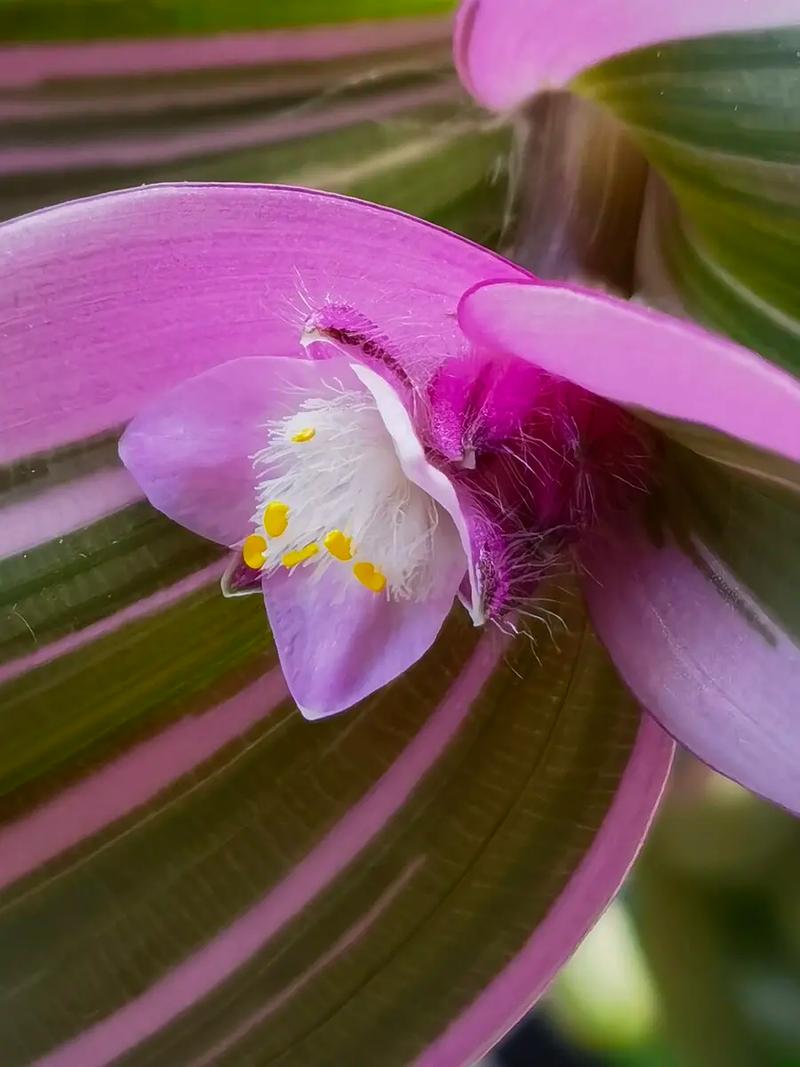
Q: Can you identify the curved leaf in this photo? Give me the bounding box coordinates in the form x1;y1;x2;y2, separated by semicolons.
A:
583;441;800;814
570;29;800;651
0;184;673;1064
455;6;800;371
453;0;797;110
635;414;800;496
0;576;669;1066
654;443;800;648
573;28;800;376
455;272;800;810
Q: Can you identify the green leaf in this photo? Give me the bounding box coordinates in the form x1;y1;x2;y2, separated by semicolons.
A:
0;0;456;41
647;441;800;644
633;412;800;496
0;493;656;1063
574;28;800;376
0;24;510;248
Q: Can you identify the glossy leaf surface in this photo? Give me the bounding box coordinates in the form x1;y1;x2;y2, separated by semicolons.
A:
0;184;672;1065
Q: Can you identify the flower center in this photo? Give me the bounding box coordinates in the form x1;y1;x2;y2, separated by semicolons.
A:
244;383;441;599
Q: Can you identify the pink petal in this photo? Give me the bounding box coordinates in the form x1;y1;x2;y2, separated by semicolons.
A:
0;183;526;464
264;522;467;719
119;356;357;547
455;0;800;110
459;280;800;465
581;513;800;815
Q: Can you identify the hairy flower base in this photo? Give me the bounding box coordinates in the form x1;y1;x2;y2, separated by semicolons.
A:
300;299;649;624
120;277;652;719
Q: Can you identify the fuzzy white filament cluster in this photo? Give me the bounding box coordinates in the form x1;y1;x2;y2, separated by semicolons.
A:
251;382;440;599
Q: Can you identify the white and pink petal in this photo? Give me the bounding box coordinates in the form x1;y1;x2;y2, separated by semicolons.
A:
119;355;362;548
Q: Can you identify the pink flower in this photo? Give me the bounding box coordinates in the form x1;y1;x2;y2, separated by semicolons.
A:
121;292;642;718
114;185;800;814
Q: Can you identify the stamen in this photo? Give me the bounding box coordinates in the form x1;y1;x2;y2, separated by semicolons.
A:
353;561;386;593
253;385;441;601
281;543;319;569
242;534;267;570
324;529;353;561
291;427;316;444
263;500;289;537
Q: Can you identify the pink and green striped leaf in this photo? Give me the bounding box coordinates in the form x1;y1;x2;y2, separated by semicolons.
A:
573;28;800;379
456;4;800;373
566;30;800;694
0;4;510;248
0;184;673;1065
456;275;800;813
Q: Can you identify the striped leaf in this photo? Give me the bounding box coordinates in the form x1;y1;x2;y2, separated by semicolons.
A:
573;27;800;377
0;562;667;1066
634;412;800;496
648;441;800;646
571;27;800;691
0;8;510;248
455;10;800;510
0;184;673;1065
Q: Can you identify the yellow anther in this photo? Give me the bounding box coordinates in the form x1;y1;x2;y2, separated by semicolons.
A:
353;561;386;594
323;529;353;562
291;427;316;443
263;500;289;538
281;543;319;569
242;533;267;570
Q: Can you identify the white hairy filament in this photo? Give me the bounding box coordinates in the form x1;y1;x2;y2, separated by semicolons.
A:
250;382;440;599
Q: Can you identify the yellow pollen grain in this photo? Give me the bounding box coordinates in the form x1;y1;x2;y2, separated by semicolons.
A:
323;529;353;562
263;500;289;538
281;543;319;569
242;533;267;570
353;561;386;594
291;427;316;443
